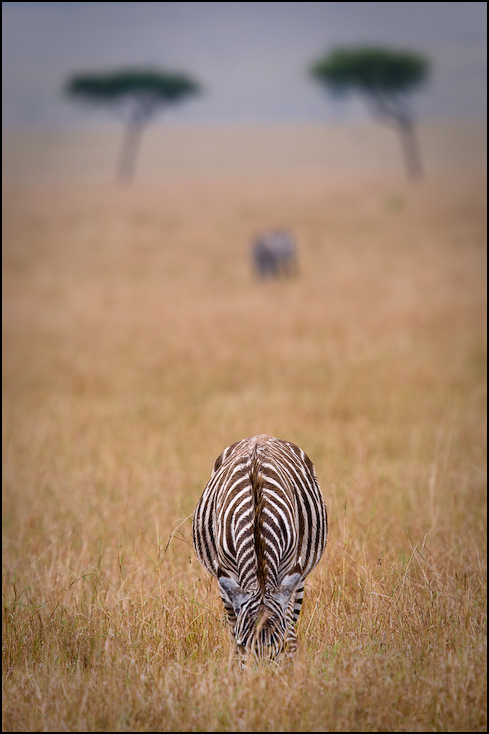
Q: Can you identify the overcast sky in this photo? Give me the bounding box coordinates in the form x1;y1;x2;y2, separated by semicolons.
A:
2;1;487;129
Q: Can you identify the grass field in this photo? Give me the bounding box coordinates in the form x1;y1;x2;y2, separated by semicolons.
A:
2;121;487;731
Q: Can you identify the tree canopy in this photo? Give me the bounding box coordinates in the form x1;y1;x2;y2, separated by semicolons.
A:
310;47;429;99
66;69;201;117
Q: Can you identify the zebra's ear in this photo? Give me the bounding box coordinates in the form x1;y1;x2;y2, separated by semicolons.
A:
217;574;251;615
275;571;302;612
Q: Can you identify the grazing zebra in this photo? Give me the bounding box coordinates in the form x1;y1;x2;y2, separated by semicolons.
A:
192;434;327;662
252;228;299;278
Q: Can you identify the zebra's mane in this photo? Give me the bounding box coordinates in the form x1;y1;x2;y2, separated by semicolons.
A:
250;444;268;594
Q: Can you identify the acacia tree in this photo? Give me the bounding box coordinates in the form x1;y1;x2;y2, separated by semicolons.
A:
309;46;430;179
65;69;201;181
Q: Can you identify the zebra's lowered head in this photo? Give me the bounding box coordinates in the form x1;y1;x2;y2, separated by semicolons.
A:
218;566;302;660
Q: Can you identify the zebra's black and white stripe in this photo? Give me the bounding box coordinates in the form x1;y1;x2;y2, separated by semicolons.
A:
192;434;328;661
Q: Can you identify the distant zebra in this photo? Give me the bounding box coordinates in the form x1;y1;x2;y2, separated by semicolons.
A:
252;228;299;278
192;434;327;661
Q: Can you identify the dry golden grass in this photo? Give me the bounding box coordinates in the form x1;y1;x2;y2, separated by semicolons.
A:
2;123;487;731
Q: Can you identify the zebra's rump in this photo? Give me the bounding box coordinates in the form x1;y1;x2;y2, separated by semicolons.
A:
192;435;327;591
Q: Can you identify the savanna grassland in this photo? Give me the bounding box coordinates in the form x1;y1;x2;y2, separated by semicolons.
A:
2;122;487;731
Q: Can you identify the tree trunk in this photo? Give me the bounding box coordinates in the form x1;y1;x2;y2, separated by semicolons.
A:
369;96;424;181
117;120;145;182
397;116;423;180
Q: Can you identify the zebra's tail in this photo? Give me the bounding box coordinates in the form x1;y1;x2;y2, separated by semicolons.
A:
250;444;267;592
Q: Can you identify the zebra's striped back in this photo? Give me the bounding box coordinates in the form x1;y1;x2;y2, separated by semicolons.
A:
192;434;327;660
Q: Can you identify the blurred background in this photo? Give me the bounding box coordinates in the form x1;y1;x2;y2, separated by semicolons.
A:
2;1;488;127
2;1;487;182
